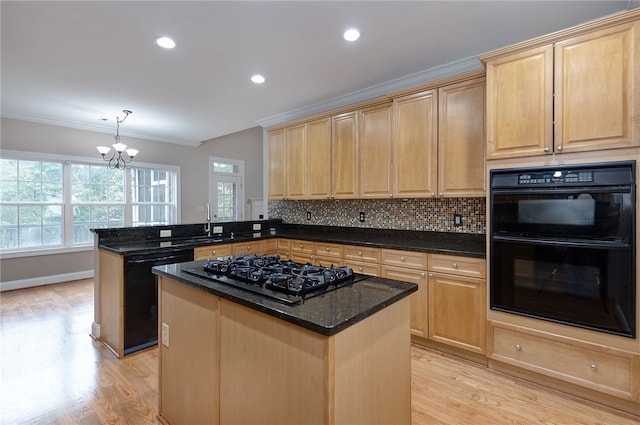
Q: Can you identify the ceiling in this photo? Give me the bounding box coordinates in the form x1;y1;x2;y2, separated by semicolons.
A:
2;1;638;147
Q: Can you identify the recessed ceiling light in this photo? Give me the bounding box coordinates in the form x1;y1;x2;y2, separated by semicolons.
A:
343;28;360;42
251;74;266;84
155;36;176;49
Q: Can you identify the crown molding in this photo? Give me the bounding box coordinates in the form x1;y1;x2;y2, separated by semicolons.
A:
256;56;483;128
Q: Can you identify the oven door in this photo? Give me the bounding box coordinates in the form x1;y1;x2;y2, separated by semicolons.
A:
491;235;634;337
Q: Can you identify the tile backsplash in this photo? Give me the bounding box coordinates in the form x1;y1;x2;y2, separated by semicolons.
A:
268;198;486;234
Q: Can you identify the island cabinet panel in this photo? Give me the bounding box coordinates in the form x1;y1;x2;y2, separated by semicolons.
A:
158;277;219;425
358;103;392;198
219;300;327;424
392;89;438;197
332;111;359;198
489;321;638;401
193;243;232;261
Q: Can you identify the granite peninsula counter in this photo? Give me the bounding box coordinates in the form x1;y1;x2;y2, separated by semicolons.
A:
152;260;416;425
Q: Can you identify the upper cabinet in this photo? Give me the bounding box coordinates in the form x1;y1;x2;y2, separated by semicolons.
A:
332;111;359;199
359;103;393;198
438;78;486;197
306;118;332;199
392;89;438;197
483;17;640;159
267;129;286;199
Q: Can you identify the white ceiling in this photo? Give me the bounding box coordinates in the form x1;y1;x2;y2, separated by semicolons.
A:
2;1;638;147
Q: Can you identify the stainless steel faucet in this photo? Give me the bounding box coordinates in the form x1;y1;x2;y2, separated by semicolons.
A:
204;203;212;236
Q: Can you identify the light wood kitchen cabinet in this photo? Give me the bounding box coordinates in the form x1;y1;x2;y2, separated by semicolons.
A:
263;238;278;255
392;89;438;197
427;254;487;355
313;241;343;267
489;321;639;402
285;123;307;199
332;111;359;198
437;78;486;196
277;238;291;260
231;240;265;255
483;18;640;159
381;249;429;338
359;103;392;198
289;239;315;264
343;244;381;276
267;129;287;199
306;118;332;199
194;243;233;261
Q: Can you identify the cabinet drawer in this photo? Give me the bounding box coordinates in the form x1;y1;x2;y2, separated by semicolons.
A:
491;323;634;399
289;239;314;255
314;242;343;259
194;244;232;260
343;245;381;263
429;254;486;278
344;260;379;276
263;238;278;253
232;241;265;255
382;249;428;270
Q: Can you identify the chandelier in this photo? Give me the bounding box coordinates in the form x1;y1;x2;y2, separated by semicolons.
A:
96;109;138;170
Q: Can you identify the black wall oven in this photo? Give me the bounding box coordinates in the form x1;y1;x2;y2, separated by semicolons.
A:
490;161;636;338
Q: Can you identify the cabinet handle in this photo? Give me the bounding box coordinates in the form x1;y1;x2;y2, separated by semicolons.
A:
590;364;598;371
400;256;405;262
543;147;550;153
438;192;443;196
427;273;432;277
358;251;363;256
300;244;304;249
390;194;394;197
211;250;216;255
452;263;458;269
431;193;436;197
515;344;521;351
556;145;563;152
358;267;363;272
326;247;330;252
246;246;251;251
421;272;426;277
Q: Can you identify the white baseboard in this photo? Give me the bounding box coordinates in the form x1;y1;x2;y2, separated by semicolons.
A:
0;270;94;292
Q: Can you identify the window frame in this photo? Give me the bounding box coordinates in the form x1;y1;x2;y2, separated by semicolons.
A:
209;156;245;222
0;150;180;258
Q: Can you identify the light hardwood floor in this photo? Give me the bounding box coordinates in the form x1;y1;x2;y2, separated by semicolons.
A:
1;279;638;425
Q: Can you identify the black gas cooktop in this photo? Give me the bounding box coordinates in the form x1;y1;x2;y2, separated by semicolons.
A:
184;254;368;304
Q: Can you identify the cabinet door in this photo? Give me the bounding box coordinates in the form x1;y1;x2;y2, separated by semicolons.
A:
359;104;392;198
286;124;307;199
428;273;486;354
194;244;232;261
554;21;640;153
438;78;486;197
392;90;438;197
332;112;359;198
306;118;332;199
485;45;553;159
268;129;286;199
381;265;428;338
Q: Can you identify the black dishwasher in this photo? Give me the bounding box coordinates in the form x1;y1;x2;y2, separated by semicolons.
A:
123;248;194;354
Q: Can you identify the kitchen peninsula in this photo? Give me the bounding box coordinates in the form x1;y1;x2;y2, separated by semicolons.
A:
152;259;417;425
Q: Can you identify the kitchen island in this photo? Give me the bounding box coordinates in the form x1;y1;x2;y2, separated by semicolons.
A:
152;259;417;425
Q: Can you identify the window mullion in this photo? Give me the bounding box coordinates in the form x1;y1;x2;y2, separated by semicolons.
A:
63;161;73;247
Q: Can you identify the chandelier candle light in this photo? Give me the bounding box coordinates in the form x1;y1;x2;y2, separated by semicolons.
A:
97;109;138;169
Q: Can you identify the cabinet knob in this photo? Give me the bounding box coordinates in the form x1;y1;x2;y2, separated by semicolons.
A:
390;194;394;197
515;344;521;351
431;193;436;197
358;267;363;272
211;250;216;255
556;145;563;152
452;263;458;269
543;147;550;153
590;364;598;371
300;244;304;249
326;247;330;252
246;246;251;250
427;273;432;277
421;272;426;277
438;192;443;196
400;256;405;262
358;251;363;256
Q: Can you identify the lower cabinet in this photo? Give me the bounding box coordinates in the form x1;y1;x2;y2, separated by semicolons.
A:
489;321;639;403
194;244;232;261
382;265;428;338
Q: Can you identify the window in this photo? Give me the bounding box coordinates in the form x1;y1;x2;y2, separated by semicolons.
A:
0;150;179;255
210;157;244;222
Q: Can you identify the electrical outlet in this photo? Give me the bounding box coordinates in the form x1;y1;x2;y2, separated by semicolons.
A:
213;226;223;234
160;229;171;238
359;212;365;222
161;323;170;347
306;211;312;220
454;214;463;227
253;223;261;231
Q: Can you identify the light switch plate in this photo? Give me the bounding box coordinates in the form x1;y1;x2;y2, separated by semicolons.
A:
253;223;261;231
160;229;171;238
213;225;223;234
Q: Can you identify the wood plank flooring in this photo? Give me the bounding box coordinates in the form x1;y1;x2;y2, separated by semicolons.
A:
1;279;638;425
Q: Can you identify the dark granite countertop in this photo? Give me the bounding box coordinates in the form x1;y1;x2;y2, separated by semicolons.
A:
152;260;417;336
99;224;486;258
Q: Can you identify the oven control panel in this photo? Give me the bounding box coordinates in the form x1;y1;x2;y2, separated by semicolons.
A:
518;170;594;185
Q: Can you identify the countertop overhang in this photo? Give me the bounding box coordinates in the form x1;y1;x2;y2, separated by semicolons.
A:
153;260;417;336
